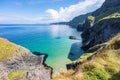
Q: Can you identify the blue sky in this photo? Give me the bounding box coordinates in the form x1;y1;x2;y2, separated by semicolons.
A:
0;0;105;24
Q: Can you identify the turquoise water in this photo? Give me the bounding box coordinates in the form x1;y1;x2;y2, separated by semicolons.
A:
0;24;82;74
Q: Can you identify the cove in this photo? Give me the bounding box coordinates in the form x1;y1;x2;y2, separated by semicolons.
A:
0;24;83;74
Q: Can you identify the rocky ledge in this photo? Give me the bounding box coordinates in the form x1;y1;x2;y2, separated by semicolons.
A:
0;38;52;80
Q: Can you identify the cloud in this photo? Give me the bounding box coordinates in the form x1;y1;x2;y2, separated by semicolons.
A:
46;0;105;22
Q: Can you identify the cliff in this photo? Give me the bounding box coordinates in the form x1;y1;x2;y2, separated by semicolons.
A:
81;11;120;51
52;0;120;80
0;38;51;80
52;33;120;80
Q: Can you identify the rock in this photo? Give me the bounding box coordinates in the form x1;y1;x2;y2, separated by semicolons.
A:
77;16;95;32
81;18;120;51
69;36;77;40
0;38;52;80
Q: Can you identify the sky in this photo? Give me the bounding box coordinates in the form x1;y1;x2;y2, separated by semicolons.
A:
0;0;105;24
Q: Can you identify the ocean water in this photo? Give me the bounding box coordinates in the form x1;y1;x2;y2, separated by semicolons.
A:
0;24;82;74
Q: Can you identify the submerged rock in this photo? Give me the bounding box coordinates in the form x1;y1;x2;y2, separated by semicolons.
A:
55;36;61;39
68;42;84;61
69;36;77;40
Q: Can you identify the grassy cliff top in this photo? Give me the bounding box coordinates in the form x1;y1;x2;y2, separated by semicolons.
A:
0;38;20;61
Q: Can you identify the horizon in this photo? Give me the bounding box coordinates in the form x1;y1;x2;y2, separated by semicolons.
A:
0;0;105;24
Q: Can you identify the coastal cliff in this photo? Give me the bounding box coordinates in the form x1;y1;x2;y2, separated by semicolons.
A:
0;38;51;80
52;0;120;80
75;0;120;51
53;34;120;80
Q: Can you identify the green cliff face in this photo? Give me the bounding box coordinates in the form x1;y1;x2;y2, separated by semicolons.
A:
80;0;120;51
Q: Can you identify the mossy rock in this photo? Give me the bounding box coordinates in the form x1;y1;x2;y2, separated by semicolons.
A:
8;70;26;80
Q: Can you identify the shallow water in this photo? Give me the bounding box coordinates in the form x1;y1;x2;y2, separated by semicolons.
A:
0;24;83;74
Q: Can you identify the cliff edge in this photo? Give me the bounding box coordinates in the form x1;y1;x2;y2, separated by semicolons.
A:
0;38;51;80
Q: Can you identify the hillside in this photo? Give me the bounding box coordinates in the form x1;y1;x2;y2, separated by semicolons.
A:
52;0;120;80
0;38;51;80
53;34;120;80
69;0;120;30
92;0;120;17
81;6;120;50
68;13;91;28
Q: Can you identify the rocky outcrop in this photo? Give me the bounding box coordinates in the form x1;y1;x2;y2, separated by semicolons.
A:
0;38;51;80
77;16;95;31
81;18;120;51
79;0;120;51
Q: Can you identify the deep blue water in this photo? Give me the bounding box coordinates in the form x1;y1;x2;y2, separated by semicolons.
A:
0;24;83;74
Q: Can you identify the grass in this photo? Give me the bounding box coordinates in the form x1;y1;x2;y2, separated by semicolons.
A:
82;50;120;80
105;34;120;49
81;34;120;80
95;6;120;22
8;70;26;80
52;34;120;80
98;12;120;22
0;38;19;61
69;53;94;65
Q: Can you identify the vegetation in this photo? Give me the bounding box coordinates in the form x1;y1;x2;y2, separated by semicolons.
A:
95;6;120;22
88;16;95;21
0;38;20;61
69;53;94;65
8;70;26;80
52;34;120;80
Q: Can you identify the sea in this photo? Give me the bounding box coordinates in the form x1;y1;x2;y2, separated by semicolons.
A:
0;24;83;74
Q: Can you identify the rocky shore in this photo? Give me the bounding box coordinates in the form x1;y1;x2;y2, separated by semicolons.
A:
0;38;52;80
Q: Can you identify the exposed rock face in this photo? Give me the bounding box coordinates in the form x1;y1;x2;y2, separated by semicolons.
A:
0;38;51;80
79;0;120;51
52;34;120;80
77;16;95;32
81;18;120;51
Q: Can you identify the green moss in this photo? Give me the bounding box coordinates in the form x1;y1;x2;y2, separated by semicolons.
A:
88;16;95;21
8;70;26;80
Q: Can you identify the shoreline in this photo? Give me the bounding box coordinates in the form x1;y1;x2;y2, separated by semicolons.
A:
32;52;53;78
